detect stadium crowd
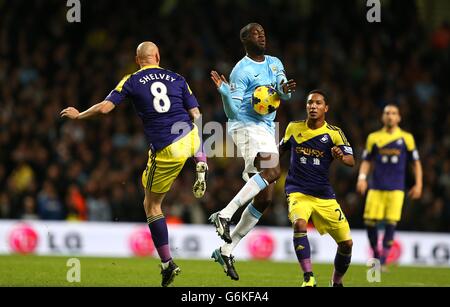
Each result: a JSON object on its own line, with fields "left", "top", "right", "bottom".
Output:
{"left": 1, "top": 0, "right": 449, "bottom": 232}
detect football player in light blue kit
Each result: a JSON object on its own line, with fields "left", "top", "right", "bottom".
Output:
{"left": 210, "top": 23, "right": 296, "bottom": 280}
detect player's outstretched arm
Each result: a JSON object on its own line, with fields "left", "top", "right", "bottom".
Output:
{"left": 408, "top": 160, "right": 423, "bottom": 200}
{"left": 60, "top": 100, "right": 115, "bottom": 120}
{"left": 210, "top": 71, "right": 239, "bottom": 120}
{"left": 356, "top": 160, "right": 371, "bottom": 195}
{"left": 332, "top": 146, "right": 355, "bottom": 167}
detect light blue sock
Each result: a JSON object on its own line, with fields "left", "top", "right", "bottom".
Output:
{"left": 221, "top": 203, "right": 263, "bottom": 256}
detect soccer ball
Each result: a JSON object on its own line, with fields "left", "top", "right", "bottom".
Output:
{"left": 251, "top": 86, "right": 281, "bottom": 115}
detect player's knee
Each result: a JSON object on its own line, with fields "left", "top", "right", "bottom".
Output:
{"left": 262, "top": 165, "right": 281, "bottom": 183}
{"left": 253, "top": 200, "right": 272, "bottom": 213}
{"left": 339, "top": 240, "right": 353, "bottom": 253}
{"left": 386, "top": 220, "right": 397, "bottom": 226}
{"left": 365, "top": 219, "right": 377, "bottom": 227}
{"left": 143, "top": 196, "right": 162, "bottom": 214}
{"left": 293, "top": 219, "right": 308, "bottom": 232}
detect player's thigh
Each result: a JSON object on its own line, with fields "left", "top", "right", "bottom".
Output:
{"left": 142, "top": 135, "right": 195, "bottom": 194}
{"left": 311, "top": 199, "right": 351, "bottom": 240}
{"left": 143, "top": 189, "right": 167, "bottom": 216}
{"left": 327, "top": 222, "right": 352, "bottom": 244}
{"left": 142, "top": 151, "right": 183, "bottom": 194}
{"left": 255, "top": 152, "right": 280, "bottom": 171}
{"left": 232, "top": 125, "right": 278, "bottom": 179}
{"left": 287, "top": 193, "right": 314, "bottom": 225}
{"left": 364, "top": 190, "right": 386, "bottom": 221}
{"left": 170, "top": 125, "right": 201, "bottom": 159}
{"left": 385, "top": 191, "right": 405, "bottom": 222}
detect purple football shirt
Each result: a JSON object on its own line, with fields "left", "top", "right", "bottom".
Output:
{"left": 106, "top": 66, "right": 199, "bottom": 151}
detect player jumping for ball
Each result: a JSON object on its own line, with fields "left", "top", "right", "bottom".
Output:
{"left": 210, "top": 23, "right": 296, "bottom": 280}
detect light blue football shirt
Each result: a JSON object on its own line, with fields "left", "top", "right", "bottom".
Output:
{"left": 228, "top": 55, "right": 289, "bottom": 135}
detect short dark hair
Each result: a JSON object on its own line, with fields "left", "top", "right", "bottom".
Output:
{"left": 240, "top": 23, "right": 262, "bottom": 42}
{"left": 384, "top": 104, "right": 400, "bottom": 114}
{"left": 307, "top": 89, "right": 329, "bottom": 104}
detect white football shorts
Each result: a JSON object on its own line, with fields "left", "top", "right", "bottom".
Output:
{"left": 230, "top": 124, "right": 279, "bottom": 182}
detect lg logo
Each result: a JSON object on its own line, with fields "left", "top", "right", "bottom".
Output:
{"left": 414, "top": 244, "right": 450, "bottom": 265}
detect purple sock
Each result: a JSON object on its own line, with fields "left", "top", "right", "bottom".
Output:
{"left": 381, "top": 223, "right": 396, "bottom": 265}
{"left": 333, "top": 250, "right": 352, "bottom": 284}
{"left": 293, "top": 231, "right": 312, "bottom": 273}
{"left": 366, "top": 224, "right": 380, "bottom": 259}
{"left": 193, "top": 147, "right": 207, "bottom": 164}
{"left": 147, "top": 215, "right": 172, "bottom": 263}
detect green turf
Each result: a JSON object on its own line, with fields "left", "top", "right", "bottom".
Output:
{"left": 0, "top": 255, "right": 449, "bottom": 287}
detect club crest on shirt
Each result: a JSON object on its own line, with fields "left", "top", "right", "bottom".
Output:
{"left": 397, "top": 139, "right": 403, "bottom": 145}
{"left": 320, "top": 135, "right": 329, "bottom": 144}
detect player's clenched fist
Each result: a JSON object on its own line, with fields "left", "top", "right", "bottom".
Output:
{"left": 331, "top": 146, "right": 344, "bottom": 160}
{"left": 60, "top": 107, "right": 80, "bottom": 119}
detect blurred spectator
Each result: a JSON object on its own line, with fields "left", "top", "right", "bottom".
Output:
{"left": 65, "top": 185, "right": 87, "bottom": 221}
{"left": 37, "top": 181, "right": 65, "bottom": 220}
{"left": 20, "top": 196, "right": 39, "bottom": 220}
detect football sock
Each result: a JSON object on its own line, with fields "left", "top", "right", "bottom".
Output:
{"left": 193, "top": 147, "right": 207, "bottom": 164}
{"left": 293, "top": 231, "right": 313, "bottom": 273}
{"left": 147, "top": 215, "right": 172, "bottom": 263}
{"left": 381, "top": 223, "right": 396, "bottom": 265}
{"left": 219, "top": 173, "right": 269, "bottom": 219}
{"left": 366, "top": 223, "right": 380, "bottom": 259}
{"left": 333, "top": 249, "right": 352, "bottom": 284}
{"left": 221, "top": 203, "right": 262, "bottom": 257}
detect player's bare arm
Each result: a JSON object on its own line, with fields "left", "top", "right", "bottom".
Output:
{"left": 332, "top": 146, "right": 355, "bottom": 167}
{"left": 356, "top": 160, "right": 371, "bottom": 195}
{"left": 408, "top": 160, "right": 423, "bottom": 200}
{"left": 60, "top": 100, "right": 115, "bottom": 120}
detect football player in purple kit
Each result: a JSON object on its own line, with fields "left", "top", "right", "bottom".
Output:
{"left": 60, "top": 42, "right": 207, "bottom": 287}
{"left": 280, "top": 90, "right": 355, "bottom": 287}
{"left": 357, "top": 104, "right": 422, "bottom": 271}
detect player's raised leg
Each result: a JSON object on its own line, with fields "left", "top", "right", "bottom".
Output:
{"left": 213, "top": 183, "right": 275, "bottom": 280}
{"left": 209, "top": 152, "right": 280, "bottom": 243}
{"left": 144, "top": 189, "right": 180, "bottom": 287}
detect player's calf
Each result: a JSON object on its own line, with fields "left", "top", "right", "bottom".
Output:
{"left": 331, "top": 240, "right": 353, "bottom": 287}
{"left": 292, "top": 219, "right": 316, "bottom": 287}
{"left": 365, "top": 219, "right": 381, "bottom": 259}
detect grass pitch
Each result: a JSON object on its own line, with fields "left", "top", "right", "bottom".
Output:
{"left": 0, "top": 255, "right": 449, "bottom": 287}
